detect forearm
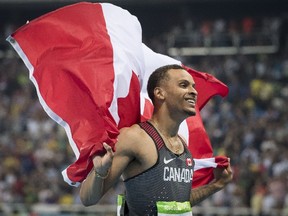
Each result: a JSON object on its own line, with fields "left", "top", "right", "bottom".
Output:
{"left": 190, "top": 159, "right": 233, "bottom": 206}
{"left": 190, "top": 181, "right": 223, "bottom": 206}
{"left": 79, "top": 170, "right": 106, "bottom": 206}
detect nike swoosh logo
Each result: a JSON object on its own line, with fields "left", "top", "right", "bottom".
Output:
{"left": 164, "top": 157, "right": 176, "bottom": 164}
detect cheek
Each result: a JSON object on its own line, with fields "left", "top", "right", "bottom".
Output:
{"left": 167, "top": 94, "right": 183, "bottom": 106}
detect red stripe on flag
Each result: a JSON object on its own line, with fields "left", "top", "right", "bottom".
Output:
{"left": 12, "top": 3, "right": 121, "bottom": 183}
{"left": 184, "top": 67, "right": 228, "bottom": 188}
{"left": 186, "top": 106, "right": 213, "bottom": 159}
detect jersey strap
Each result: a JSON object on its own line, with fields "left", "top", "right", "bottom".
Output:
{"left": 138, "top": 121, "right": 165, "bottom": 150}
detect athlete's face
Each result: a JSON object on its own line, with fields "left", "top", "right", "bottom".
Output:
{"left": 161, "top": 69, "right": 198, "bottom": 117}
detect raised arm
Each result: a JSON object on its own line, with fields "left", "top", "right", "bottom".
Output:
{"left": 79, "top": 143, "right": 114, "bottom": 206}
{"left": 79, "top": 128, "right": 135, "bottom": 206}
{"left": 190, "top": 160, "right": 233, "bottom": 206}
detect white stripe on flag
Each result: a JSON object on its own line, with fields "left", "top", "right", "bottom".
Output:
{"left": 194, "top": 158, "right": 217, "bottom": 171}
{"left": 102, "top": 3, "right": 144, "bottom": 125}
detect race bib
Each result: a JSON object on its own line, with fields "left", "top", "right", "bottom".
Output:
{"left": 117, "top": 194, "right": 126, "bottom": 216}
{"left": 157, "top": 201, "right": 192, "bottom": 216}
{"left": 117, "top": 194, "right": 192, "bottom": 216}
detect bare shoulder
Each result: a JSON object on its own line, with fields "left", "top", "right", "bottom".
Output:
{"left": 116, "top": 123, "right": 157, "bottom": 178}
{"left": 115, "top": 124, "right": 146, "bottom": 153}
{"left": 118, "top": 124, "right": 143, "bottom": 140}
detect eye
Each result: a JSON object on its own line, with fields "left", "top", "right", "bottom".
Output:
{"left": 179, "top": 81, "right": 196, "bottom": 91}
{"left": 179, "top": 81, "right": 189, "bottom": 88}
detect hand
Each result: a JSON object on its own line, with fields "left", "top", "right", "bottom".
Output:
{"left": 213, "top": 158, "right": 233, "bottom": 189}
{"left": 92, "top": 143, "right": 114, "bottom": 176}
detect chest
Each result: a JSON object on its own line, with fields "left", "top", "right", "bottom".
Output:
{"left": 124, "top": 133, "right": 194, "bottom": 180}
{"left": 123, "top": 135, "right": 158, "bottom": 179}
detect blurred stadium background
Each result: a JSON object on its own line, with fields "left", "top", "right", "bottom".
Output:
{"left": 0, "top": 0, "right": 288, "bottom": 215}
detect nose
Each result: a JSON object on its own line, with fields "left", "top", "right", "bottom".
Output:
{"left": 189, "top": 85, "right": 198, "bottom": 96}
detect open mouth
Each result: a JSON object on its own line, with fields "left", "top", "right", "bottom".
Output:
{"left": 185, "top": 98, "right": 196, "bottom": 106}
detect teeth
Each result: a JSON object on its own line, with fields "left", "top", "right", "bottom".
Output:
{"left": 186, "top": 99, "right": 195, "bottom": 104}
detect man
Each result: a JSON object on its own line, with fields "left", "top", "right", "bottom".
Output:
{"left": 80, "top": 64, "right": 233, "bottom": 215}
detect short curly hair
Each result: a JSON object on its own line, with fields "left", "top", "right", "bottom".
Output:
{"left": 147, "top": 64, "right": 184, "bottom": 103}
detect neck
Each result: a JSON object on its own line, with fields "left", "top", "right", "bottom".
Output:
{"left": 151, "top": 102, "right": 188, "bottom": 137}
{"left": 149, "top": 116, "right": 180, "bottom": 138}
{"left": 149, "top": 116, "right": 184, "bottom": 155}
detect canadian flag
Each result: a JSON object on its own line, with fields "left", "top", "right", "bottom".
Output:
{"left": 7, "top": 2, "right": 228, "bottom": 187}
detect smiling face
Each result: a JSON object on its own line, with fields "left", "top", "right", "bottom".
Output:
{"left": 157, "top": 68, "right": 198, "bottom": 117}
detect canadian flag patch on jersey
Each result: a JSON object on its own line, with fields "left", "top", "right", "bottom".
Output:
{"left": 186, "top": 158, "right": 193, "bottom": 167}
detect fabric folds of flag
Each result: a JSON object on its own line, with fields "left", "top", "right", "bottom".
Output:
{"left": 7, "top": 2, "right": 229, "bottom": 187}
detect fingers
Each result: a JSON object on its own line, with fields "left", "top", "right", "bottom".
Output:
{"left": 226, "top": 163, "right": 233, "bottom": 178}
{"left": 92, "top": 143, "right": 114, "bottom": 176}
{"left": 92, "top": 143, "right": 113, "bottom": 165}
{"left": 103, "top": 142, "right": 112, "bottom": 151}
{"left": 103, "top": 142, "right": 114, "bottom": 156}
{"left": 214, "top": 159, "right": 232, "bottom": 178}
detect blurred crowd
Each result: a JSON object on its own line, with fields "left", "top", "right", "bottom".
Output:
{"left": 189, "top": 53, "right": 288, "bottom": 216}
{"left": 147, "top": 15, "right": 282, "bottom": 56}
{"left": 173, "top": 16, "right": 280, "bottom": 48}
{"left": 0, "top": 12, "right": 288, "bottom": 216}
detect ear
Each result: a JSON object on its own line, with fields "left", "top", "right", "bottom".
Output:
{"left": 154, "top": 87, "right": 165, "bottom": 101}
